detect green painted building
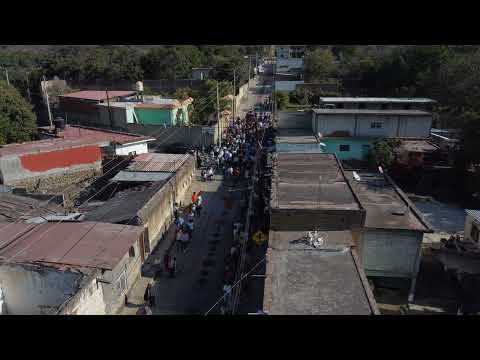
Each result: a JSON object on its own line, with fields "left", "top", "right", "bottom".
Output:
{"left": 134, "top": 98, "right": 192, "bottom": 126}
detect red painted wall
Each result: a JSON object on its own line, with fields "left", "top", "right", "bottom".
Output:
{"left": 20, "top": 145, "right": 101, "bottom": 172}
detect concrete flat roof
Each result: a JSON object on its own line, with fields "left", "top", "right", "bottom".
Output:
{"left": 344, "top": 171, "right": 433, "bottom": 232}
{"left": 271, "top": 153, "right": 362, "bottom": 211}
{"left": 397, "top": 139, "right": 439, "bottom": 153}
{"left": 312, "top": 109, "right": 431, "bottom": 116}
{"left": 319, "top": 97, "right": 436, "bottom": 103}
{"left": 276, "top": 128, "right": 319, "bottom": 144}
{"left": 263, "top": 230, "right": 379, "bottom": 315}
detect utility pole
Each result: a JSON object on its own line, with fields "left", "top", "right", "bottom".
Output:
{"left": 217, "top": 82, "right": 221, "bottom": 147}
{"left": 233, "top": 68, "right": 236, "bottom": 123}
{"left": 106, "top": 89, "right": 113, "bottom": 130}
{"left": 4, "top": 68, "right": 9, "bottom": 85}
{"left": 26, "top": 72, "right": 31, "bottom": 103}
{"left": 43, "top": 75, "right": 53, "bottom": 127}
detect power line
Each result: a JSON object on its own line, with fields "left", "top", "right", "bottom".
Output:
{"left": 204, "top": 256, "right": 266, "bottom": 315}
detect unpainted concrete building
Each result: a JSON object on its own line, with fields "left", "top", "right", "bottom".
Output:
{"left": 344, "top": 171, "right": 434, "bottom": 301}
{"left": 263, "top": 230, "right": 379, "bottom": 315}
{"left": 0, "top": 222, "right": 146, "bottom": 315}
{"left": 270, "top": 153, "right": 366, "bottom": 231}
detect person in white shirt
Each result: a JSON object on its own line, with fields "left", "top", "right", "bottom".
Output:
{"left": 181, "top": 232, "right": 190, "bottom": 252}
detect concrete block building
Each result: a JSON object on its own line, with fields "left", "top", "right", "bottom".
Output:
{"left": 59, "top": 91, "right": 193, "bottom": 130}
{"left": 263, "top": 153, "right": 379, "bottom": 315}
{"left": 0, "top": 222, "right": 146, "bottom": 315}
{"left": 39, "top": 125, "right": 155, "bottom": 156}
{"left": 310, "top": 97, "right": 437, "bottom": 160}
{"left": 0, "top": 139, "right": 102, "bottom": 190}
{"left": 344, "top": 171, "right": 434, "bottom": 301}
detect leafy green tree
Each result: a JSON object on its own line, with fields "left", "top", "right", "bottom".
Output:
{"left": 304, "top": 49, "right": 338, "bottom": 82}
{"left": 0, "top": 80, "right": 37, "bottom": 144}
{"left": 369, "top": 139, "right": 400, "bottom": 169}
{"left": 275, "top": 91, "right": 289, "bottom": 110}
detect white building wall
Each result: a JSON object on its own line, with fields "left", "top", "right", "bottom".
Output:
{"left": 114, "top": 142, "right": 149, "bottom": 156}
{"left": 398, "top": 116, "right": 432, "bottom": 137}
{"left": 59, "top": 273, "right": 107, "bottom": 315}
{"left": 315, "top": 114, "right": 356, "bottom": 136}
{"left": 0, "top": 264, "right": 83, "bottom": 315}
{"left": 356, "top": 115, "right": 397, "bottom": 137}
{"left": 315, "top": 113, "right": 432, "bottom": 138}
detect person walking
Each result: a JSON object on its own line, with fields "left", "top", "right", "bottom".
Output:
{"left": 164, "top": 253, "right": 171, "bottom": 273}
{"left": 191, "top": 192, "right": 198, "bottom": 205}
{"left": 176, "top": 230, "right": 183, "bottom": 252}
{"left": 181, "top": 231, "right": 190, "bottom": 252}
{"left": 144, "top": 283, "right": 152, "bottom": 306}
{"left": 168, "top": 257, "right": 177, "bottom": 278}
{"left": 196, "top": 192, "right": 203, "bottom": 216}
{"left": 186, "top": 218, "right": 194, "bottom": 237}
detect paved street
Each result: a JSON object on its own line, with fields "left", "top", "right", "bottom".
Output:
{"left": 119, "top": 78, "right": 270, "bottom": 315}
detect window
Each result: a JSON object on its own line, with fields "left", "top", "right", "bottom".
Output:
{"left": 371, "top": 121, "right": 383, "bottom": 129}
{"left": 381, "top": 103, "right": 390, "bottom": 110}
{"left": 339, "top": 144, "right": 350, "bottom": 152}
{"left": 404, "top": 104, "right": 411, "bottom": 110}
{"left": 471, "top": 224, "right": 479, "bottom": 242}
{"left": 359, "top": 103, "right": 366, "bottom": 109}
{"left": 336, "top": 103, "right": 344, "bottom": 109}
{"left": 129, "top": 246, "right": 135, "bottom": 258}
{"left": 115, "top": 270, "right": 127, "bottom": 296}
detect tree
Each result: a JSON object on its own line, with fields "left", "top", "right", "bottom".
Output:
{"left": 0, "top": 80, "right": 37, "bottom": 144}
{"left": 304, "top": 49, "right": 338, "bottom": 82}
{"left": 369, "top": 139, "right": 399, "bottom": 169}
{"left": 275, "top": 91, "right": 289, "bottom": 110}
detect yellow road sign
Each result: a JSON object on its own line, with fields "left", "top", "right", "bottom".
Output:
{"left": 252, "top": 230, "right": 267, "bottom": 246}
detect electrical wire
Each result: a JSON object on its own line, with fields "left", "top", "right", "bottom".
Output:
{"left": 204, "top": 256, "right": 266, "bottom": 315}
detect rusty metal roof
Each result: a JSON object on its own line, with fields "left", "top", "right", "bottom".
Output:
{"left": 129, "top": 153, "right": 191, "bottom": 173}
{"left": 60, "top": 90, "right": 136, "bottom": 101}
{"left": 0, "top": 222, "right": 144, "bottom": 270}
{"left": 0, "top": 138, "right": 101, "bottom": 157}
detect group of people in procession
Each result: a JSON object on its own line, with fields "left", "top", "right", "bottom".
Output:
{"left": 144, "top": 100, "right": 273, "bottom": 315}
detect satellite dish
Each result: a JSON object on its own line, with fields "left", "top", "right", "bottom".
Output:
{"left": 319, "top": 142, "right": 327, "bottom": 147}
{"left": 378, "top": 166, "right": 384, "bottom": 174}
{"left": 353, "top": 171, "right": 361, "bottom": 181}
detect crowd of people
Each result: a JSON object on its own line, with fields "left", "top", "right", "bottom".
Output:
{"left": 148, "top": 103, "right": 273, "bottom": 315}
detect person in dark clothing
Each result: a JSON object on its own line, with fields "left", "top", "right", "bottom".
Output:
{"left": 169, "top": 257, "right": 177, "bottom": 278}
{"left": 144, "top": 283, "right": 152, "bottom": 306}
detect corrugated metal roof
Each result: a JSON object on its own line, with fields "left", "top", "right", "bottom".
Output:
{"left": 312, "top": 109, "right": 431, "bottom": 116}
{"left": 466, "top": 209, "right": 480, "bottom": 223}
{"left": 319, "top": 97, "right": 437, "bottom": 103}
{"left": 0, "top": 222, "right": 143, "bottom": 270}
{"left": 60, "top": 90, "right": 136, "bottom": 101}
{"left": 129, "top": 153, "right": 191, "bottom": 173}
{"left": 0, "top": 138, "right": 101, "bottom": 157}
{"left": 111, "top": 171, "right": 173, "bottom": 182}
{"left": 60, "top": 125, "right": 154, "bottom": 145}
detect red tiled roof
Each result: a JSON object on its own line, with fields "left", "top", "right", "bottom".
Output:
{"left": 60, "top": 90, "right": 136, "bottom": 101}
{"left": 61, "top": 125, "right": 155, "bottom": 145}
{"left": 0, "top": 222, "right": 144, "bottom": 270}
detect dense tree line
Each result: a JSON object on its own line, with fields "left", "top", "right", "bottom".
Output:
{"left": 305, "top": 45, "right": 480, "bottom": 204}
{"left": 0, "top": 45, "right": 264, "bottom": 139}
